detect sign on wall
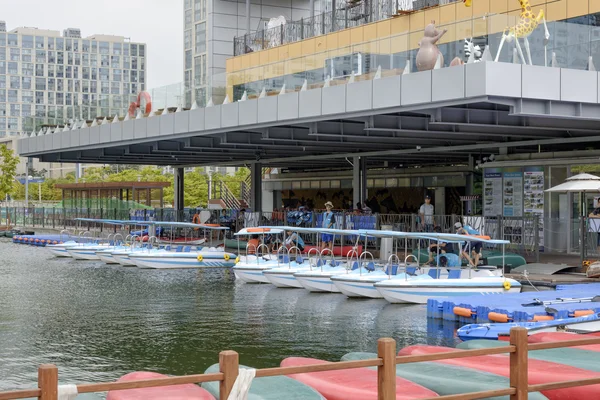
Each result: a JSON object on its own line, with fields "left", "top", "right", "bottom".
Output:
{"left": 503, "top": 170, "right": 523, "bottom": 217}
{"left": 483, "top": 169, "right": 502, "bottom": 217}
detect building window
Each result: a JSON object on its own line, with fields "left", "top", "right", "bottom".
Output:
{"left": 9, "top": 76, "right": 19, "bottom": 89}
{"left": 185, "top": 10, "right": 192, "bottom": 30}
{"left": 0, "top": 61, "right": 5, "bottom": 74}
{"left": 68, "top": 52, "right": 74, "bottom": 65}
{"left": 139, "top": 45, "right": 145, "bottom": 57}
{"left": 7, "top": 34, "right": 18, "bottom": 46}
{"left": 0, "top": 90, "right": 5, "bottom": 102}
{"left": 57, "top": 51, "right": 64, "bottom": 64}
{"left": 22, "top": 104, "right": 31, "bottom": 117}
{"left": 185, "top": 50, "right": 192, "bottom": 70}
{"left": 22, "top": 76, "right": 31, "bottom": 89}
{"left": 8, "top": 62, "right": 17, "bottom": 74}
{"left": 0, "top": 34, "right": 5, "bottom": 46}
{"left": 22, "top": 35, "right": 34, "bottom": 49}
{"left": 100, "top": 67, "right": 110, "bottom": 81}
{"left": 0, "top": 49, "right": 5, "bottom": 61}
{"left": 36, "top": 50, "right": 46, "bottom": 63}
{"left": 7, "top": 118, "right": 18, "bottom": 130}
{"left": 99, "top": 42, "right": 109, "bottom": 54}
{"left": 130, "top": 44, "right": 137, "bottom": 57}
{"left": 132, "top": 57, "right": 138, "bottom": 69}
{"left": 36, "top": 91, "right": 44, "bottom": 104}
{"left": 185, "top": 30, "right": 192, "bottom": 50}
{"left": 66, "top": 66, "right": 72, "bottom": 79}
{"left": 82, "top": 40, "right": 90, "bottom": 52}
{"left": 56, "top": 38, "right": 64, "bottom": 50}
{"left": 10, "top": 104, "right": 19, "bottom": 116}
{"left": 22, "top": 63, "right": 34, "bottom": 76}
{"left": 113, "top": 69, "right": 122, "bottom": 81}
{"left": 36, "top": 78, "right": 46, "bottom": 91}
{"left": 48, "top": 51, "right": 55, "bottom": 63}
{"left": 10, "top": 47, "right": 19, "bottom": 61}
{"left": 47, "top": 78, "right": 55, "bottom": 91}
{"left": 194, "top": 0, "right": 206, "bottom": 21}
{"left": 195, "top": 22, "right": 206, "bottom": 53}
{"left": 8, "top": 90, "right": 19, "bottom": 102}
{"left": 111, "top": 55, "right": 120, "bottom": 68}
{"left": 194, "top": 54, "right": 206, "bottom": 86}
{"left": 56, "top": 65, "right": 64, "bottom": 78}
{"left": 113, "top": 42, "right": 122, "bottom": 55}
{"left": 73, "top": 40, "right": 79, "bottom": 52}
{"left": 35, "top": 64, "right": 44, "bottom": 76}
{"left": 0, "top": 75, "right": 5, "bottom": 88}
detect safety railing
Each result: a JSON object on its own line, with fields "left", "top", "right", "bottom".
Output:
{"left": 3, "top": 328, "right": 600, "bottom": 400}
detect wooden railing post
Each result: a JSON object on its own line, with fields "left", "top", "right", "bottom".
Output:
{"left": 510, "top": 327, "right": 529, "bottom": 400}
{"left": 377, "top": 338, "right": 396, "bottom": 400}
{"left": 38, "top": 364, "right": 58, "bottom": 400}
{"left": 219, "top": 350, "right": 239, "bottom": 400}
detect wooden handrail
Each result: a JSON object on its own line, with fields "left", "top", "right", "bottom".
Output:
{"left": 395, "top": 345, "right": 515, "bottom": 364}
{"left": 5, "top": 330, "right": 600, "bottom": 400}
{"left": 528, "top": 336, "right": 600, "bottom": 350}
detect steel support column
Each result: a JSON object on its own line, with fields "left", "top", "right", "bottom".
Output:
{"left": 246, "top": 0, "right": 251, "bottom": 36}
{"left": 174, "top": 167, "right": 185, "bottom": 220}
{"left": 352, "top": 156, "right": 367, "bottom": 209}
{"left": 250, "top": 163, "right": 262, "bottom": 213}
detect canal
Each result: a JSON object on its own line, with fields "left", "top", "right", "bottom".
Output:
{"left": 0, "top": 239, "right": 456, "bottom": 391}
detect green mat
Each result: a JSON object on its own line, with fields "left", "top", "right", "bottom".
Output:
{"left": 412, "top": 248, "right": 526, "bottom": 269}
{"left": 342, "top": 352, "right": 547, "bottom": 400}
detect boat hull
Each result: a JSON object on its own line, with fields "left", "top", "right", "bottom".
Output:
{"left": 67, "top": 248, "right": 104, "bottom": 260}
{"left": 97, "top": 251, "right": 119, "bottom": 264}
{"left": 47, "top": 246, "right": 72, "bottom": 257}
{"left": 331, "top": 276, "right": 387, "bottom": 298}
{"left": 233, "top": 266, "right": 273, "bottom": 283}
{"left": 263, "top": 267, "right": 310, "bottom": 288}
{"left": 112, "top": 253, "right": 136, "bottom": 267}
{"left": 375, "top": 278, "right": 521, "bottom": 304}
{"left": 130, "top": 253, "right": 237, "bottom": 269}
{"left": 294, "top": 272, "right": 344, "bottom": 293}
{"left": 107, "top": 371, "right": 214, "bottom": 400}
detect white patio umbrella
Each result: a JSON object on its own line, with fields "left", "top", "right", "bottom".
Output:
{"left": 545, "top": 173, "right": 600, "bottom": 194}
{"left": 546, "top": 173, "right": 600, "bottom": 262}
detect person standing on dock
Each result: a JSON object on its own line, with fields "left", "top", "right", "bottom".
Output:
{"left": 321, "top": 202, "right": 336, "bottom": 253}
{"left": 419, "top": 195, "right": 435, "bottom": 232}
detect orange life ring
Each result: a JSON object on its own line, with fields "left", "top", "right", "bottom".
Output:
{"left": 128, "top": 91, "right": 152, "bottom": 117}
{"left": 192, "top": 213, "right": 201, "bottom": 230}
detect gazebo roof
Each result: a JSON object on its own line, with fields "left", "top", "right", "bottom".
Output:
{"left": 55, "top": 181, "right": 171, "bottom": 190}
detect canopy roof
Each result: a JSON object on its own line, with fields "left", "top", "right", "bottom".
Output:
{"left": 546, "top": 173, "right": 600, "bottom": 193}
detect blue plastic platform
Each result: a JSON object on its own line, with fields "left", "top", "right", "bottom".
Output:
{"left": 12, "top": 234, "right": 74, "bottom": 246}
{"left": 427, "top": 283, "right": 600, "bottom": 323}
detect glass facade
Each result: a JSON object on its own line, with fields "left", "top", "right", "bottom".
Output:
{"left": 184, "top": 0, "right": 207, "bottom": 108}
{"left": 0, "top": 28, "right": 146, "bottom": 137}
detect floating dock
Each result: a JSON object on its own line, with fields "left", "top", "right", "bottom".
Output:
{"left": 12, "top": 234, "right": 71, "bottom": 246}
{"left": 427, "top": 283, "right": 600, "bottom": 323}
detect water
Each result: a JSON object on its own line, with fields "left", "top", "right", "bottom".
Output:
{"left": 0, "top": 239, "right": 457, "bottom": 392}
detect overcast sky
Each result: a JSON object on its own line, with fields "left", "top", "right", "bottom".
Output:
{"left": 0, "top": 0, "right": 183, "bottom": 89}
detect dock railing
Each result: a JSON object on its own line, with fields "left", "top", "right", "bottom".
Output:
{"left": 2, "top": 328, "right": 600, "bottom": 400}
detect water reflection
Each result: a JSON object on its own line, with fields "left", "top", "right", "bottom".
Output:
{"left": 0, "top": 240, "right": 454, "bottom": 391}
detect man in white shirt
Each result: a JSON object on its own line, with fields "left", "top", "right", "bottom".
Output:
{"left": 419, "top": 195, "right": 435, "bottom": 232}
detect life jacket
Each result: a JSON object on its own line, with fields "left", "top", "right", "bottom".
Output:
{"left": 322, "top": 212, "right": 334, "bottom": 229}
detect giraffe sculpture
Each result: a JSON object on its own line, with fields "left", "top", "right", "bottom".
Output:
{"left": 464, "top": 0, "right": 550, "bottom": 66}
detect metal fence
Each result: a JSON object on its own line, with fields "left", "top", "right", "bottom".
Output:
{"left": 233, "top": 0, "right": 461, "bottom": 56}
{"left": 1, "top": 206, "right": 543, "bottom": 257}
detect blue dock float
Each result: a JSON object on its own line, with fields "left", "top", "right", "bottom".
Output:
{"left": 427, "top": 283, "right": 600, "bottom": 323}
{"left": 12, "top": 234, "right": 72, "bottom": 246}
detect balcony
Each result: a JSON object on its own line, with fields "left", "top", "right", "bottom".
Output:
{"left": 233, "top": 0, "right": 461, "bottom": 56}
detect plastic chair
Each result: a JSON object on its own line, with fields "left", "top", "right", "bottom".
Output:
{"left": 428, "top": 269, "right": 441, "bottom": 279}
{"left": 448, "top": 269, "right": 462, "bottom": 279}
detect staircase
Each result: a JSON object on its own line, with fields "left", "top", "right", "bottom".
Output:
{"left": 208, "top": 168, "right": 274, "bottom": 210}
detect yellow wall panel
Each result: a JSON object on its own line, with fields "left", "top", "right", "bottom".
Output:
{"left": 301, "top": 38, "right": 315, "bottom": 55}
{"left": 487, "top": 13, "right": 510, "bottom": 36}
{"left": 490, "top": 0, "right": 508, "bottom": 14}
{"left": 259, "top": 50, "right": 269, "bottom": 66}
{"left": 439, "top": 3, "right": 456, "bottom": 24}
{"left": 350, "top": 26, "right": 364, "bottom": 44}
{"left": 268, "top": 48, "right": 279, "bottom": 63}
{"left": 546, "top": 0, "right": 567, "bottom": 21}
{"left": 288, "top": 58, "right": 304, "bottom": 75}
{"left": 241, "top": 54, "right": 250, "bottom": 69}
{"left": 278, "top": 45, "right": 289, "bottom": 61}
{"left": 249, "top": 53, "right": 260, "bottom": 68}
{"left": 530, "top": 0, "right": 546, "bottom": 7}
{"left": 288, "top": 42, "right": 302, "bottom": 58}
{"left": 377, "top": 20, "right": 391, "bottom": 38}
{"left": 390, "top": 34, "right": 409, "bottom": 54}
{"left": 592, "top": 0, "right": 600, "bottom": 13}
{"left": 409, "top": 32, "right": 422, "bottom": 50}
{"left": 233, "top": 56, "right": 242, "bottom": 72}
{"left": 226, "top": 58, "right": 234, "bottom": 72}
{"left": 378, "top": 37, "right": 391, "bottom": 55}
{"left": 567, "top": 0, "right": 588, "bottom": 18}
{"left": 338, "top": 29, "right": 351, "bottom": 47}
{"left": 409, "top": 11, "right": 425, "bottom": 31}
{"left": 438, "top": 25, "right": 456, "bottom": 44}
{"left": 390, "top": 15, "right": 410, "bottom": 34}
{"left": 424, "top": 7, "right": 440, "bottom": 26}
{"left": 315, "top": 36, "right": 326, "bottom": 53}
{"left": 456, "top": 2, "right": 473, "bottom": 21}
{"left": 455, "top": 21, "right": 473, "bottom": 41}
{"left": 363, "top": 23, "right": 377, "bottom": 41}
{"left": 313, "top": 52, "right": 328, "bottom": 70}
{"left": 472, "top": 0, "right": 490, "bottom": 17}
{"left": 472, "top": 17, "right": 488, "bottom": 37}
{"left": 325, "top": 33, "right": 339, "bottom": 50}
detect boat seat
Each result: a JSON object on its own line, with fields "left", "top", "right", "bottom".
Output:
{"left": 296, "top": 256, "right": 304, "bottom": 264}
{"left": 448, "top": 269, "right": 462, "bottom": 279}
{"left": 183, "top": 246, "right": 192, "bottom": 252}
{"left": 164, "top": 245, "right": 171, "bottom": 251}
{"left": 428, "top": 269, "right": 441, "bottom": 279}
{"left": 331, "top": 260, "right": 341, "bottom": 267}
{"left": 406, "top": 267, "right": 417, "bottom": 275}
{"left": 175, "top": 245, "right": 184, "bottom": 252}
{"left": 280, "top": 255, "right": 290, "bottom": 263}
{"left": 316, "top": 259, "right": 324, "bottom": 267}
{"left": 385, "top": 265, "right": 399, "bottom": 275}
{"left": 366, "top": 262, "right": 376, "bottom": 272}
{"left": 351, "top": 261, "right": 360, "bottom": 270}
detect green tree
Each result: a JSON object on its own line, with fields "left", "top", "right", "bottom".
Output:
{"left": 0, "top": 144, "right": 19, "bottom": 200}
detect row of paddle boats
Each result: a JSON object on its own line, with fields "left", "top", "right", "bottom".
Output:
{"left": 46, "top": 219, "right": 237, "bottom": 269}
{"left": 233, "top": 226, "right": 522, "bottom": 304}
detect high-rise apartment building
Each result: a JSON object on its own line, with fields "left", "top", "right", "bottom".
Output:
{"left": 0, "top": 22, "right": 147, "bottom": 138}
{"left": 183, "top": 0, "right": 314, "bottom": 107}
